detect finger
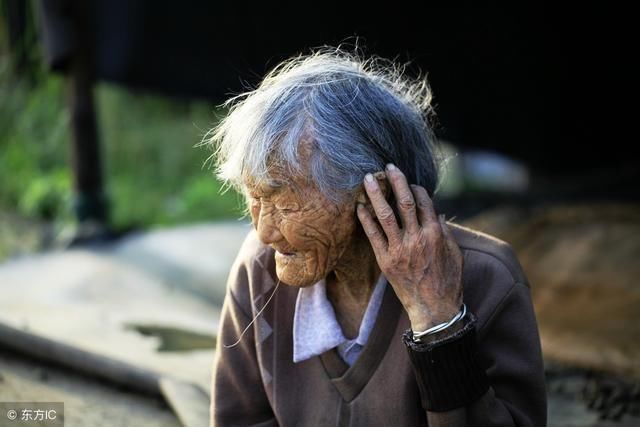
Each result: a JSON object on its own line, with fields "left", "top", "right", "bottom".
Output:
{"left": 385, "top": 164, "right": 420, "bottom": 234}
{"left": 410, "top": 184, "right": 438, "bottom": 227}
{"left": 363, "top": 173, "right": 401, "bottom": 244}
{"left": 356, "top": 203, "right": 388, "bottom": 255}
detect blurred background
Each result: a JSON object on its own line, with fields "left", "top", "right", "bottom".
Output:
{"left": 0, "top": 1, "right": 638, "bottom": 426}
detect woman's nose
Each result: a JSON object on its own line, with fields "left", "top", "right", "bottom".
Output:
{"left": 256, "top": 211, "right": 283, "bottom": 245}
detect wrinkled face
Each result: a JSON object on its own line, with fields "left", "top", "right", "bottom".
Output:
{"left": 245, "top": 172, "right": 359, "bottom": 287}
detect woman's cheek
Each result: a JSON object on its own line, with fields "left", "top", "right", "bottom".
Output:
{"left": 287, "top": 216, "right": 324, "bottom": 249}
{"left": 249, "top": 200, "right": 260, "bottom": 227}
{"left": 279, "top": 217, "right": 304, "bottom": 247}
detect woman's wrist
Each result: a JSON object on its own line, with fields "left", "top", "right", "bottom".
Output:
{"left": 408, "top": 304, "right": 463, "bottom": 333}
{"left": 414, "top": 317, "right": 465, "bottom": 343}
{"left": 409, "top": 304, "right": 466, "bottom": 343}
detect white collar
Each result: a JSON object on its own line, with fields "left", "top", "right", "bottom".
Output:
{"left": 292, "top": 273, "right": 386, "bottom": 364}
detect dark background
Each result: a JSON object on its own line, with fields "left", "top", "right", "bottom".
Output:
{"left": 36, "top": 1, "right": 624, "bottom": 180}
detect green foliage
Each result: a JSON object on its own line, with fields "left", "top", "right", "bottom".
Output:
{"left": 0, "top": 54, "right": 242, "bottom": 236}
{"left": 19, "top": 169, "right": 72, "bottom": 219}
{"left": 0, "top": 64, "right": 71, "bottom": 221}
{"left": 95, "top": 83, "right": 242, "bottom": 227}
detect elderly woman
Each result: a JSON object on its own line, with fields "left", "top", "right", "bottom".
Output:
{"left": 208, "top": 49, "right": 546, "bottom": 426}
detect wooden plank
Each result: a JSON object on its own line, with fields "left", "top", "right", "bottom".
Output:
{"left": 0, "top": 321, "right": 162, "bottom": 396}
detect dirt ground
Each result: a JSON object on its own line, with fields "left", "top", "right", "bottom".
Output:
{"left": 545, "top": 361, "right": 640, "bottom": 426}
{"left": 2, "top": 346, "right": 639, "bottom": 427}
{"left": 465, "top": 204, "right": 640, "bottom": 378}
{"left": 0, "top": 349, "right": 180, "bottom": 427}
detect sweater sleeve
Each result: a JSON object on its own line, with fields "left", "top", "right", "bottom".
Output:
{"left": 210, "top": 259, "right": 278, "bottom": 427}
{"left": 406, "top": 282, "right": 547, "bottom": 427}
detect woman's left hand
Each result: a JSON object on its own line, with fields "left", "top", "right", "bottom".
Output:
{"left": 356, "top": 164, "right": 464, "bottom": 331}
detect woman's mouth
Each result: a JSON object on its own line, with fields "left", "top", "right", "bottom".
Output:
{"left": 275, "top": 250, "right": 299, "bottom": 262}
{"left": 272, "top": 245, "right": 297, "bottom": 257}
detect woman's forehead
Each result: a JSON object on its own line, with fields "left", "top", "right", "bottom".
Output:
{"left": 245, "top": 178, "right": 284, "bottom": 193}
{"left": 244, "top": 164, "right": 311, "bottom": 191}
{"left": 243, "top": 171, "right": 301, "bottom": 194}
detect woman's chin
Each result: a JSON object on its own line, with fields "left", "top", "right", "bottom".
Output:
{"left": 275, "top": 264, "right": 322, "bottom": 288}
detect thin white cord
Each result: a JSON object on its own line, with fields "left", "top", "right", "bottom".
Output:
{"left": 223, "top": 279, "right": 281, "bottom": 348}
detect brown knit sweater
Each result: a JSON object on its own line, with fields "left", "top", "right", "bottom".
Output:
{"left": 210, "top": 223, "right": 547, "bottom": 426}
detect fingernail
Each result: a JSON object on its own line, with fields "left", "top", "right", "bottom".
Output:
{"left": 386, "top": 163, "right": 396, "bottom": 171}
{"left": 365, "top": 173, "right": 374, "bottom": 183}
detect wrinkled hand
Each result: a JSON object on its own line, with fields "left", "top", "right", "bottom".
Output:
{"left": 356, "top": 164, "right": 464, "bottom": 331}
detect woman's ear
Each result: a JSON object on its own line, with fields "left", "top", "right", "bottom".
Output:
{"left": 355, "top": 171, "right": 390, "bottom": 217}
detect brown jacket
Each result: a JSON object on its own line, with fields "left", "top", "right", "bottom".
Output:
{"left": 210, "top": 223, "right": 547, "bottom": 426}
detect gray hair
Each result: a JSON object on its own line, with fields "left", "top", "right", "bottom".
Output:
{"left": 206, "top": 47, "right": 441, "bottom": 204}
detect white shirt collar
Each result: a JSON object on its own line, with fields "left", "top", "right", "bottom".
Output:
{"left": 293, "top": 273, "right": 387, "bottom": 364}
